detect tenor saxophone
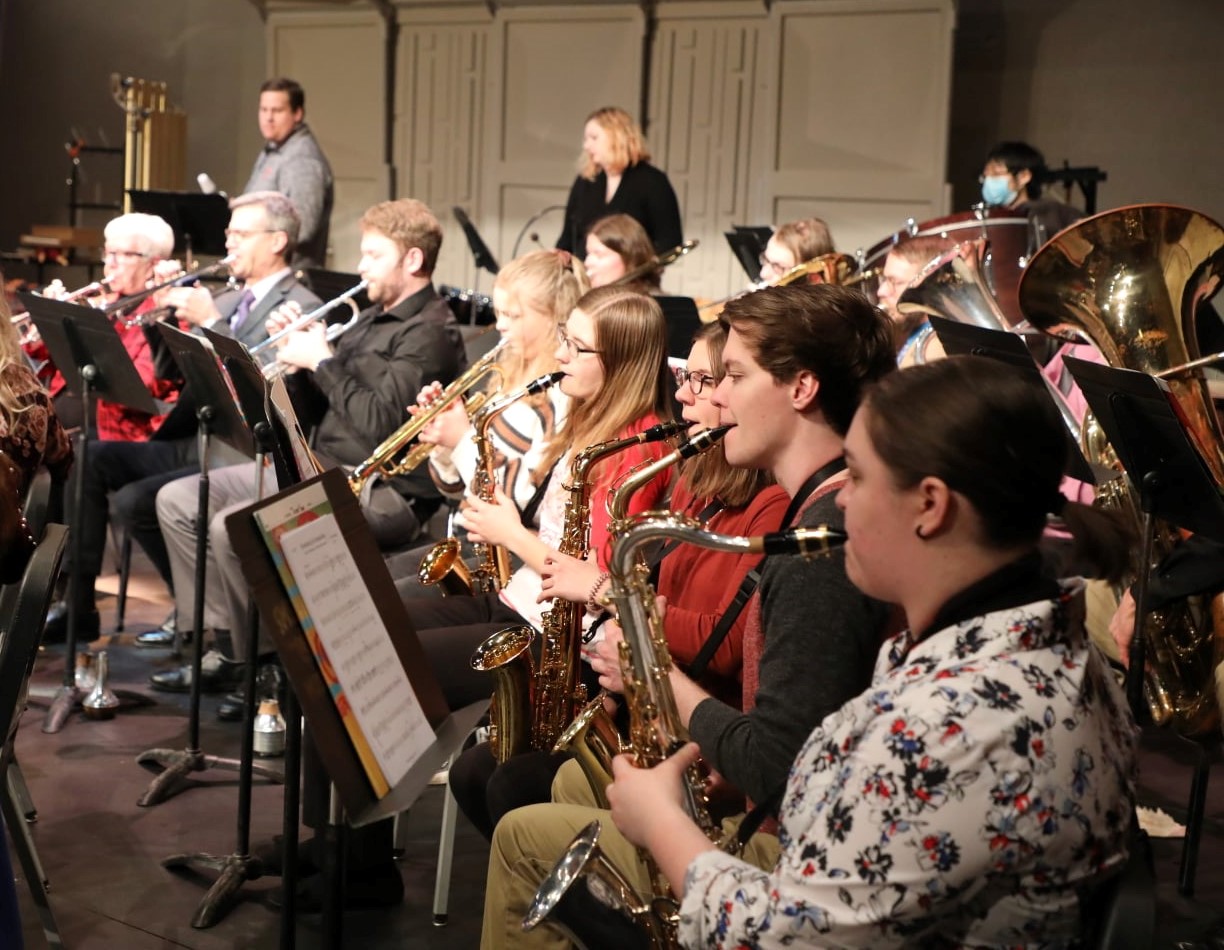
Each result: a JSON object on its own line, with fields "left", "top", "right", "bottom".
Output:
{"left": 418, "top": 371, "right": 565, "bottom": 595}
{"left": 525, "top": 515, "right": 846, "bottom": 948}
{"left": 471, "top": 420, "right": 687, "bottom": 763}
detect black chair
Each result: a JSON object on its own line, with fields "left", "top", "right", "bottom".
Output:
{"left": 0, "top": 522, "right": 69, "bottom": 945}
{"left": 1082, "top": 825, "right": 1156, "bottom": 950}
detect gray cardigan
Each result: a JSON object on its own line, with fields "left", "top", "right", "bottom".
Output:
{"left": 688, "top": 489, "right": 890, "bottom": 805}
{"left": 244, "top": 123, "right": 334, "bottom": 270}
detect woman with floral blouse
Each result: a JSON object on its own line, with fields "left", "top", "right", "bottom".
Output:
{"left": 605, "top": 355, "right": 1139, "bottom": 948}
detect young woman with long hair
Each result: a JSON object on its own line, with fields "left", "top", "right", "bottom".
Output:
{"left": 581, "top": 213, "right": 660, "bottom": 294}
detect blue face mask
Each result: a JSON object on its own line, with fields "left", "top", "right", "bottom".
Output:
{"left": 981, "top": 175, "right": 1017, "bottom": 207}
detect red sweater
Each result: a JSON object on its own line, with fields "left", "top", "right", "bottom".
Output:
{"left": 588, "top": 413, "right": 674, "bottom": 573}
{"left": 659, "top": 481, "right": 789, "bottom": 706}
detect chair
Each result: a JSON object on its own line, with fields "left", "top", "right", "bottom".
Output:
{"left": 0, "top": 523, "right": 70, "bottom": 946}
{"left": 1083, "top": 825, "right": 1156, "bottom": 950}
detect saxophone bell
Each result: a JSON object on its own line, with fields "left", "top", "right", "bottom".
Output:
{"left": 471, "top": 625, "right": 537, "bottom": 763}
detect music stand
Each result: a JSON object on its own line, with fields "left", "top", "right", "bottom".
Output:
{"left": 453, "top": 206, "right": 500, "bottom": 276}
{"left": 1063, "top": 357, "right": 1224, "bottom": 717}
{"left": 129, "top": 189, "right": 229, "bottom": 260}
{"left": 226, "top": 468, "right": 488, "bottom": 945}
{"left": 18, "top": 292, "right": 159, "bottom": 734}
{"left": 724, "top": 227, "right": 771, "bottom": 280}
{"left": 927, "top": 316, "right": 1098, "bottom": 485}
{"left": 656, "top": 296, "right": 704, "bottom": 362}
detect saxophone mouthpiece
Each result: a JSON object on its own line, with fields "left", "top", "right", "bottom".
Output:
{"left": 761, "top": 524, "right": 847, "bottom": 558}
{"left": 677, "top": 424, "right": 732, "bottom": 458}
{"left": 642, "top": 420, "right": 689, "bottom": 442}
{"left": 528, "top": 370, "right": 566, "bottom": 394}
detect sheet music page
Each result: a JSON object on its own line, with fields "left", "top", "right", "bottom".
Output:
{"left": 268, "top": 375, "right": 321, "bottom": 477}
{"left": 277, "top": 511, "right": 431, "bottom": 788}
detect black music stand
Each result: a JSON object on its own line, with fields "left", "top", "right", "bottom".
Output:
{"left": 927, "top": 316, "right": 1098, "bottom": 484}
{"left": 129, "top": 189, "right": 229, "bottom": 259}
{"left": 1063, "top": 358, "right": 1224, "bottom": 706}
{"left": 656, "top": 296, "right": 703, "bottom": 361}
{"left": 226, "top": 468, "right": 487, "bottom": 947}
{"left": 135, "top": 324, "right": 280, "bottom": 807}
{"left": 724, "top": 226, "right": 771, "bottom": 280}
{"left": 18, "top": 292, "right": 160, "bottom": 734}
{"left": 453, "top": 206, "right": 500, "bottom": 277}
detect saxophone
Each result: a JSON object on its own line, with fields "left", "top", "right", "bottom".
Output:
{"left": 471, "top": 420, "right": 687, "bottom": 763}
{"left": 524, "top": 515, "right": 847, "bottom": 949}
{"left": 418, "top": 371, "right": 565, "bottom": 595}
{"left": 557, "top": 425, "right": 731, "bottom": 806}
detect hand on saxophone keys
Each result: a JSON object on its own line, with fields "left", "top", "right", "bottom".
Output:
{"left": 606, "top": 741, "right": 704, "bottom": 852}
{"left": 538, "top": 550, "right": 603, "bottom": 605}
{"left": 462, "top": 484, "right": 522, "bottom": 548}
{"left": 590, "top": 621, "right": 626, "bottom": 693}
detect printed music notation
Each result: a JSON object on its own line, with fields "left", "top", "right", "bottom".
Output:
{"left": 253, "top": 483, "right": 431, "bottom": 797}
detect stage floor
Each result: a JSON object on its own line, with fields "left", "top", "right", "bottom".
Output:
{"left": 9, "top": 564, "right": 1224, "bottom": 948}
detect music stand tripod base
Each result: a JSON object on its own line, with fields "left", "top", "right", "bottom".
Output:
{"left": 136, "top": 747, "right": 283, "bottom": 807}
{"left": 160, "top": 850, "right": 266, "bottom": 929}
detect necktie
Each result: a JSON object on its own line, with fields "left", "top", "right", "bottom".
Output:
{"left": 229, "top": 289, "right": 256, "bottom": 333}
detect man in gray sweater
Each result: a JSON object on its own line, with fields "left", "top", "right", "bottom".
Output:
{"left": 480, "top": 284, "right": 899, "bottom": 949}
{"left": 244, "top": 77, "right": 334, "bottom": 270}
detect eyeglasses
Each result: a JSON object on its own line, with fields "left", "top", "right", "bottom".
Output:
{"left": 224, "top": 228, "right": 282, "bottom": 240}
{"left": 758, "top": 254, "right": 790, "bottom": 275}
{"left": 558, "top": 329, "right": 601, "bottom": 357}
{"left": 673, "top": 366, "right": 718, "bottom": 395}
{"left": 103, "top": 249, "right": 148, "bottom": 261}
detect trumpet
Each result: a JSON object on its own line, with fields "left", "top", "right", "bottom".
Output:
{"left": 103, "top": 255, "right": 236, "bottom": 316}
{"left": 250, "top": 279, "right": 368, "bottom": 357}
{"left": 697, "top": 251, "right": 858, "bottom": 322}
{"left": 613, "top": 240, "right": 699, "bottom": 287}
{"left": 11, "top": 278, "right": 114, "bottom": 339}
{"left": 348, "top": 339, "right": 506, "bottom": 496}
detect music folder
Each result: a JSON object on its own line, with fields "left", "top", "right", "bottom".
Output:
{"left": 128, "top": 189, "right": 229, "bottom": 258}
{"left": 226, "top": 467, "right": 486, "bottom": 826}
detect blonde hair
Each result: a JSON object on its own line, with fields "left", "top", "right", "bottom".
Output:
{"left": 579, "top": 107, "right": 651, "bottom": 181}
{"left": 494, "top": 249, "right": 590, "bottom": 389}
{"left": 679, "top": 322, "right": 773, "bottom": 507}
{"left": 538, "top": 287, "right": 673, "bottom": 477}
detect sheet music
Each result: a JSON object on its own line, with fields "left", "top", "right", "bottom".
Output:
{"left": 277, "top": 510, "right": 432, "bottom": 789}
{"left": 268, "top": 374, "right": 322, "bottom": 477}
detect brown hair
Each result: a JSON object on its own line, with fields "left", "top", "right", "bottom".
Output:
{"left": 721, "top": 283, "right": 895, "bottom": 436}
{"left": 679, "top": 322, "right": 773, "bottom": 507}
{"left": 863, "top": 356, "right": 1133, "bottom": 581}
{"left": 579, "top": 107, "right": 651, "bottom": 180}
{"left": 588, "top": 214, "right": 659, "bottom": 292}
{"left": 359, "top": 199, "right": 443, "bottom": 276}
{"left": 0, "top": 294, "right": 37, "bottom": 422}
{"left": 890, "top": 235, "right": 958, "bottom": 269}
{"left": 260, "top": 77, "right": 305, "bottom": 113}
{"left": 773, "top": 217, "right": 835, "bottom": 263}
{"left": 538, "top": 286, "right": 673, "bottom": 476}
{"left": 494, "top": 249, "right": 590, "bottom": 388}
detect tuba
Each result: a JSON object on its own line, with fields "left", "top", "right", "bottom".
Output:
{"left": 1020, "top": 203, "right": 1224, "bottom": 736}
{"left": 418, "top": 370, "right": 566, "bottom": 595}
{"left": 347, "top": 340, "right": 505, "bottom": 497}
{"left": 526, "top": 517, "right": 846, "bottom": 948}
{"left": 472, "top": 421, "right": 688, "bottom": 763}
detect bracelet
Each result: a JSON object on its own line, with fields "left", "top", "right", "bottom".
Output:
{"left": 586, "top": 571, "right": 610, "bottom": 615}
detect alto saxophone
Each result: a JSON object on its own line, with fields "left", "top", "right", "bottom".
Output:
{"left": 557, "top": 425, "right": 731, "bottom": 806}
{"left": 418, "top": 371, "right": 565, "bottom": 595}
{"left": 524, "top": 515, "right": 846, "bottom": 949}
{"left": 471, "top": 420, "right": 687, "bottom": 764}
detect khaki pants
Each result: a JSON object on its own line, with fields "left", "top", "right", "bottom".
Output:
{"left": 480, "top": 759, "right": 781, "bottom": 948}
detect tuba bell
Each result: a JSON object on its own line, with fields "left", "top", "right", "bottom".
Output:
{"left": 1020, "top": 203, "right": 1224, "bottom": 736}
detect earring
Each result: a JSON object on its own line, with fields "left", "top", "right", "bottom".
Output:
{"left": 915, "top": 524, "right": 929, "bottom": 540}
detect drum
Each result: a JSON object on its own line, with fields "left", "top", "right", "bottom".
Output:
{"left": 440, "top": 285, "right": 496, "bottom": 326}
{"left": 857, "top": 208, "right": 1032, "bottom": 324}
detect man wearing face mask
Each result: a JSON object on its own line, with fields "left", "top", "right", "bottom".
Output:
{"left": 979, "top": 140, "right": 1081, "bottom": 250}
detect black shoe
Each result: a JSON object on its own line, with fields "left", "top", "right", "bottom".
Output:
{"left": 149, "top": 651, "right": 244, "bottom": 694}
{"left": 252, "top": 834, "right": 321, "bottom": 878}
{"left": 136, "top": 629, "right": 175, "bottom": 648}
{"left": 216, "top": 692, "right": 246, "bottom": 723}
{"left": 290, "top": 861, "right": 405, "bottom": 913}
{"left": 43, "top": 601, "right": 100, "bottom": 645}
{"left": 218, "top": 664, "right": 285, "bottom": 722}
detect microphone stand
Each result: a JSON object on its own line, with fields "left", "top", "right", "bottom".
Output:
{"left": 136, "top": 408, "right": 281, "bottom": 806}
{"left": 161, "top": 422, "right": 280, "bottom": 927}
{"left": 511, "top": 204, "right": 566, "bottom": 259}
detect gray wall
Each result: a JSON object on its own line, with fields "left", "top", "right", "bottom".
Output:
{"left": 1, "top": 0, "right": 1222, "bottom": 256}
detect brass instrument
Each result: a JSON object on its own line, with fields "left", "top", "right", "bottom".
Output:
{"left": 614, "top": 240, "right": 699, "bottom": 287}
{"left": 698, "top": 251, "right": 858, "bottom": 322}
{"left": 250, "top": 280, "right": 369, "bottom": 357}
{"left": 472, "top": 420, "right": 687, "bottom": 764}
{"left": 12, "top": 278, "right": 114, "bottom": 337}
{"left": 418, "top": 370, "right": 566, "bottom": 595}
{"left": 103, "top": 254, "right": 236, "bottom": 316}
{"left": 347, "top": 339, "right": 506, "bottom": 496}
{"left": 1020, "top": 203, "right": 1224, "bottom": 736}
{"left": 558, "top": 425, "right": 732, "bottom": 806}
{"left": 526, "top": 516, "right": 846, "bottom": 948}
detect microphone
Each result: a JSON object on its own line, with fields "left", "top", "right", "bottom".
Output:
{"left": 529, "top": 232, "right": 546, "bottom": 250}
{"left": 197, "top": 173, "right": 227, "bottom": 198}
{"left": 512, "top": 204, "right": 567, "bottom": 258}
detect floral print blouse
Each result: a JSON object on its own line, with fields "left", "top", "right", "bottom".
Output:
{"left": 679, "top": 575, "right": 1137, "bottom": 949}
{"left": 0, "top": 363, "right": 72, "bottom": 494}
